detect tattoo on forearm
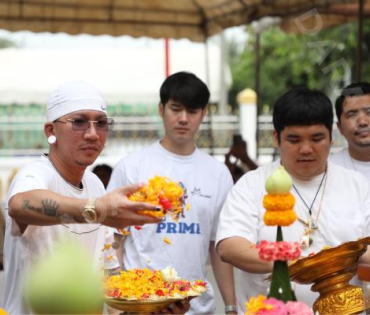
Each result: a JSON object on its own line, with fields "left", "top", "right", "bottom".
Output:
{"left": 23, "top": 199, "right": 60, "bottom": 217}
{"left": 42, "top": 199, "right": 60, "bottom": 217}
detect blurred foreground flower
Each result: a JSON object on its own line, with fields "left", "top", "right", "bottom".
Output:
{"left": 24, "top": 241, "right": 103, "bottom": 314}
{"left": 245, "top": 295, "right": 312, "bottom": 315}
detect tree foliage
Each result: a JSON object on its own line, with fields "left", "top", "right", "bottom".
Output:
{"left": 0, "top": 38, "right": 17, "bottom": 49}
{"left": 229, "top": 21, "right": 370, "bottom": 111}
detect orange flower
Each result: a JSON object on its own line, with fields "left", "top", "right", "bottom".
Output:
{"left": 101, "top": 243, "right": 112, "bottom": 251}
{"left": 263, "top": 209, "right": 297, "bottom": 226}
{"left": 263, "top": 193, "right": 295, "bottom": 211}
{"left": 104, "top": 268, "right": 207, "bottom": 300}
{"left": 117, "top": 229, "right": 131, "bottom": 236}
{"left": 163, "top": 237, "right": 171, "bottom": 245}
{"left": 246, "top": 295, "right": 270, "bottom": 314}
{"left": 129, "top": 176, "right": 188, "bottom": 222}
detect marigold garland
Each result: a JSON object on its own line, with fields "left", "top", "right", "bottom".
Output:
{"left": 263, "top": 194, "right": 295, "bottom": 211}
{"left": 104, "top": 268, "right": 207, "bottom": 301}
{"left": 128, "top": 176, "right": 189, "bottom": 222}
{"left": 263, "top": 210, "right": 297, "bottom": 226}
{"left": 259, "top": 166, "right": 300, "bottom": 304}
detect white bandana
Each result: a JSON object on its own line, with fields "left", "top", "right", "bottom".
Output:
{"left": 46, "top": 81, "right": 107, "bottom": 122}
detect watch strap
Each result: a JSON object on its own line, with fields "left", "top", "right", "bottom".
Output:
{"left": 225, "top": 305, "right": 238, "bottom": 313}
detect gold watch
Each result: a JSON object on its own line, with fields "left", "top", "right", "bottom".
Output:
{"left": 82, "top": 198, "right": 97, "bottom": 223}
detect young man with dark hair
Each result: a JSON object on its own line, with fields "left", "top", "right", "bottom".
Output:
{"left": 330, "top": 82, "right": 370, "bottom": 179}
{"left": 216, "top": 87, "right": 370, "bottom": 312}
{"left": 108, "top": 72, "right": 237, "bottom": 314}
{"left": 92, "top": 163, "right": 113, "bottom": 189}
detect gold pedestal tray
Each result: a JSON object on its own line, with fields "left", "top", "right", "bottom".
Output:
{"left": 105, "top": 297, "right": 182, "bottom": 314}
{"left": 289, "top": 237, "right": 370, "bottom": 315}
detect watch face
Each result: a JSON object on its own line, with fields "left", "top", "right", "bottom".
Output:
{"left": 83, "top": 209, "right": 97, "bottom": 223}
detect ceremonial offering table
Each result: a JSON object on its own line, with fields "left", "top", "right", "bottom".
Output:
{"left": 289, "top": 237, "right": 370, "bottom": 315}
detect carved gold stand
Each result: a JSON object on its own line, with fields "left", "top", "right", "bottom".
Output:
{"left": 312, "top": 273, "right": 363, "bottom": 314}
{"left": 289, "top": 237, "right": 370, "bottom": 315}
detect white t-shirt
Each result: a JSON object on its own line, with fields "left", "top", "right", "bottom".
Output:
{"left": 108, "top": 141, "right": 233, "bottom": 315}
{"left": 216, "top": 160, "right": 370, "bottom": 313}
{"left": 330, "top": 148, "right": 370, "bottom": 181}
{"left": 2, "top": 155, "right": 117, "bottom": 315}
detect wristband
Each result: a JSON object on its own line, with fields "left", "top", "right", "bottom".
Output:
{"left": 225, "top": 305, "right": 238, "bottom": 313}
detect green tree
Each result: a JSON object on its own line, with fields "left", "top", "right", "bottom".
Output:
{"left": 0, "top": 38, "right": 17, "bottom": 49}
{"left": 229, "top": 21, "right": 370, "bottom": 111}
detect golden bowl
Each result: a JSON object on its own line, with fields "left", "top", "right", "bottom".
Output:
{"left": 105, "top": 297, "right": 182, "bottom": 314}
{"left": 289, "top": 237, "right": 370, "bottom": 314}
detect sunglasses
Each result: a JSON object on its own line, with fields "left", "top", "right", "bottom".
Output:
{"left": 54, "top": 118, "right": 114, "bottom": 132}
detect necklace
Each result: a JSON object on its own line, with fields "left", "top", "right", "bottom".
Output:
{"left": 46, "top": 155, "right": 83, "bottom": 191}
{"left": 293, "top": 166, "right": 327, "bottom": 218}
{"left": 61, "top": 224, "right": 101, "bottom": 235}
{"left": 293, "top": 164, "right": 328, "bottom": 248}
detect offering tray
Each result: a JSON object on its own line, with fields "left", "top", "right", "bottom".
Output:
{"left": 105, "top": 297, "right": 182, "bottom": 314}
{"left": 289, "top": 237, "right": 370, "bottom": 314}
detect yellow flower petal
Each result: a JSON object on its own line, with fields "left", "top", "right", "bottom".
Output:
{"left": 163, "top": 237, "right": 171, "bottom": 245}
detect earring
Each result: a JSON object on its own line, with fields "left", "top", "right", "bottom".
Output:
{"left": 48, "top": 135, "right": 56, "bottom": 144}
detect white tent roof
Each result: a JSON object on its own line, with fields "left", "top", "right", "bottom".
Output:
{"left": 0, "top": 43, "right": 231, "bottom": 106}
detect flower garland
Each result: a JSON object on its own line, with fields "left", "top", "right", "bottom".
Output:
{"left": 255, "top": 240, "right": 301, "bottom": 262}
{"left": 246, "top": 166, "right": 312, "bottom": 312}
{"left": 263, "top": 193, "right": 297, "bottom": 226}
{"left": 260, "top": 166, "right": 299, "bottom": 302}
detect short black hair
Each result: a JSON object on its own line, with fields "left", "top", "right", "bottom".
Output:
{"left": 92, "top": 164, "right": 112, "bottom": 174}
{"left": 273, "top": 87, "right": 333, "bottom": 141}
{"left": 335, "top": 82, "right": 370, "bottom": 123}
{"left": 160, "top": 72, "right": 210, "bottom": 110}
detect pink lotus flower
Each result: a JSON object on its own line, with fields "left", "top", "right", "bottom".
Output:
{"left": 245, "top": 296, "right": 313, "bottom": 315}
{"left": 259, "top": 298, "right": 287, "bottom": 315}
{"left": 256, "top": 240, "right": 301, "bottom": 262}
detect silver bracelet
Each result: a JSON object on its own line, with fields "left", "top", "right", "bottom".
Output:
{"left": 225, "top": 305, "right": 238, "bottom": 313}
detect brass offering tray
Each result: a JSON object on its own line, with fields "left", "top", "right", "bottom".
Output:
{"left": 289, "top": 237, "right": 370, "bottom": 315}
{"left": 105, "top": 297, "right": 182, "bottom": 314}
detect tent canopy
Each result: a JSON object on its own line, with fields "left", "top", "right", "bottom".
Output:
{"left": 0, "top": 0, "right": 369, "bottom": 42}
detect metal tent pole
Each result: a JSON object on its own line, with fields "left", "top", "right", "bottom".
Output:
{"left": 204, "top": 38, "right": 215, "bottom": 156}
{"left": 356, "top": 0, "right": 364, "bottom": 82}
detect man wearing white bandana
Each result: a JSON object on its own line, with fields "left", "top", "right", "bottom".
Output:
{"left": 2, "top": 80, "right": 160, "bottom": 315}
{"left": 216, "top": 87, "right": 370, "bottom": 313}
{"left": 330, "top": 82, "right": 370, "bottom": 180}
